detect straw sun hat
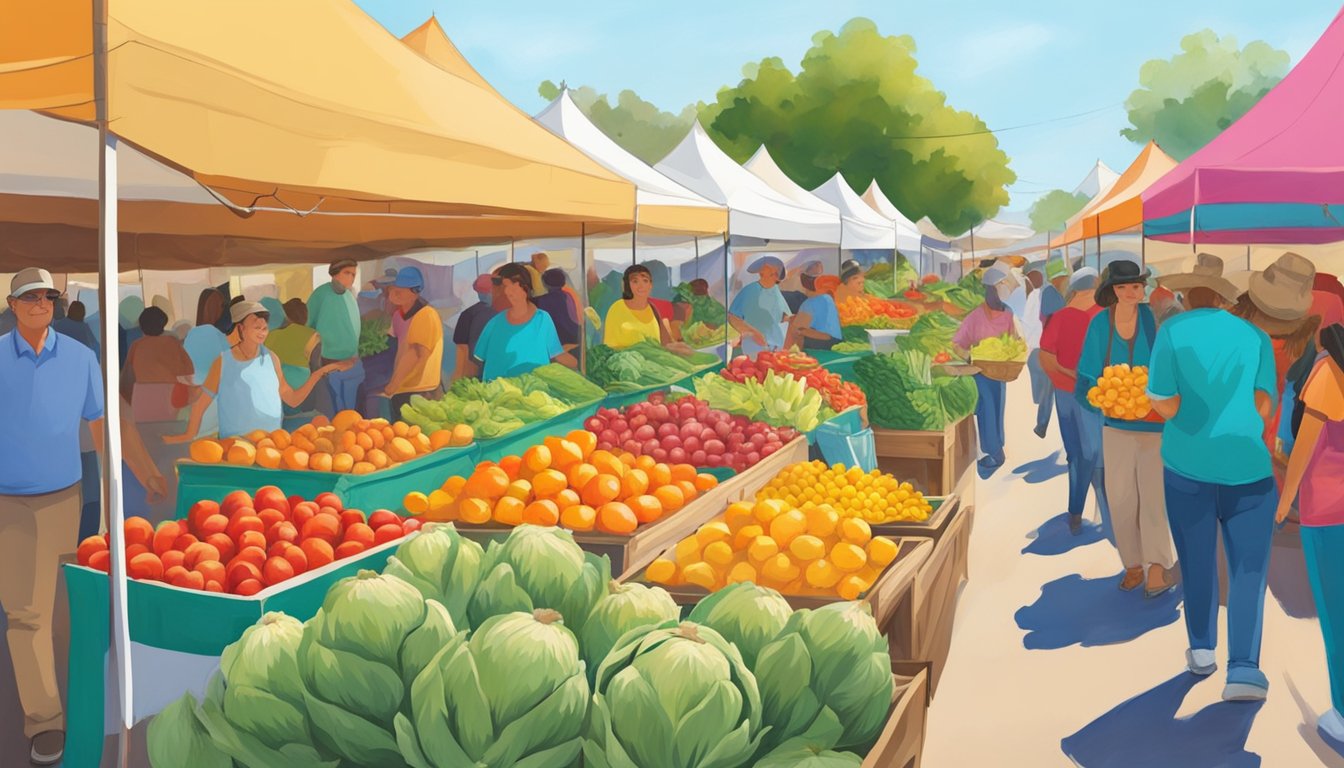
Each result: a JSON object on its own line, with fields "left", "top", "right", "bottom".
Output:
{"left": 1249, "top": 252, "right": 1315, "bottom": 321}
{"left": 1156, "top": 253, "right": 1240, "bottom": 304}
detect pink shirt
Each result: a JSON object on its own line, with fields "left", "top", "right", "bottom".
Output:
{"left": 1300, "top": 357, "right": 1344, "bottom": 527}
{"left": 953, "top": 305, "right": 1016, "bottom": 351}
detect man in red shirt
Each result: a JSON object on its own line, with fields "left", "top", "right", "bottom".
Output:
{"left": 1040, "top": 267, "right": 1110, "bottom": 535}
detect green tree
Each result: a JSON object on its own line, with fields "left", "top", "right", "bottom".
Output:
{"left": 1029, "top": 189, "right": 1090, "bottom": 233}
{"left": 700, "top": 18, "right": 1015, "bottom": 234}
{"left": 1122, "top": 30, "right": 1289, "bottom": 160}
{"left": 538, "top": 80, "right": 696, "bottom": 165}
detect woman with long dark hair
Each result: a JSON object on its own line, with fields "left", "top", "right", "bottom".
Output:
{"left": 603, "top": 264, "right": 693, "bottom": 353}
{"left": 473, "top": 263, "right": 578, "bottom": 381}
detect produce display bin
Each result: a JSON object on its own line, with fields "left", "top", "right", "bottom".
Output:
{"left": 174, "top": 444, "right": 481, "bottom": 517}
{"left": 862, "top": 662, "right": 933, "bottom": 768}
{"left": 875, "top": 493, "right": 971, "bottom": 598}
{"left": 62, "top": 535, "right": 409, "bottom": 768}
{"left": 455, "top": 438, "right": 809, "bottom": 579}
{"left": 474, "top": 403, "right": 601, "bottom": 463}
{"left": 597, "top": 362, "right": 725, "bottom": 410}
{"left": 871, "top": 413, "right": 977, "bottom": 505}
{"left": 884, "top": 497, "right": 971, "bottom": 697}
{"left": 813, "top": 349, "right": 870, "bottom": 383}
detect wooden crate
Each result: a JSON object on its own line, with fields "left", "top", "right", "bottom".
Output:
{"left": 645, "top": 537, "right": 932, "bottom": 632}
{"left": 884, "top": 498, "right": 970, "bottom": 697}
{"left": 458, "top": 438, "right": 809, "bottom": 580}
{"left": 862, "top": 662, "right": 932, "bottom": 768}
{"left": 871, "top": 414, "right": 977, "bottom": 505}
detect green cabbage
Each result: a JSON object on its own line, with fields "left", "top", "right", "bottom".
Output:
{"left": 468, "top": 525, "right": 610, "bottom": 636}
{"left": 584, "top": 621, "right": 767, "bottom": 768}
{"left": 394, "top": 610, "right": 589, "bottom": 768}
{"left": 147, "top": 692, "right": 232, "bottom": 768}
{"left": 384, "top": 524, "right": 484, "bottom": 631}
{"left": 754, "top": 709, "right": 863, "bottom": 768}
{"left": 854, "top": 353, "right": 978, "bottom": 430}
{"left": 580, "top": 581, "right": 681, "bottom": 681}
{"left": 686, "top": 582, "right": 793, "bottom": 669}
{"left": 299, "top": 571, "right": 456, "bottom": 766}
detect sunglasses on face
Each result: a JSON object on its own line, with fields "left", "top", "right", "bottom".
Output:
{"left": 15, "top": 290, "right": 61, "bottom": 304}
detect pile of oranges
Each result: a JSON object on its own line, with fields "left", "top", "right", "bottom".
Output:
{"left": 1087, "top": 364, "right": 1154, "bottom": 420}
{"left": 403, "top": 430, "right": 718, "bottom": 535}
{"left": 836, "top": 295, "right": 918, "bottom": 327}
{"left": 188, "top": 410, "right": 474, "bottom": 475}
{"left": 646, "top": 498, "right": 900, "bottom": 599}
{"left": 755, "top": 461, "right": 932, "bottom": 524}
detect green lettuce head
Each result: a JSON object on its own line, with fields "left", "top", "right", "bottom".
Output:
{"left": 384, "top": 523, "right": 484, "bottom": 630}
{"left": 394, "top": 609, "right": 589, "bottom": 768}
{"left": 299, "top": 570, "right": 456, "bottom": 767}
{"left": 580, "top": 581, "right": 680, "bottom": 680}
{"left": 686, "top": 582, "right": 793, "bottom": 669}
{"left": 147, "top": 692, "right": 231, "bottom": 768}
{"left": 584, "top": 620, "right": 768, "bottom": 768}
{"left": 754, "top": 602, "right": 892, "bottom": 756}
{"left": 468, "top": 525, "right": 610, "bottom": 635}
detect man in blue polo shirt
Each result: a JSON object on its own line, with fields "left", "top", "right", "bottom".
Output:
{"left": 0, "top": 268, "right": 105, "bottom": 766}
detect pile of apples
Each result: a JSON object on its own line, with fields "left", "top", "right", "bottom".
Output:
{"left": 76, "top": 486, "right": 420, "bottom": 595}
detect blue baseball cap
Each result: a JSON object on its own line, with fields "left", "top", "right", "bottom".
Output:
{"left": 392, "top": 266, "right": 425, "bottom": 290}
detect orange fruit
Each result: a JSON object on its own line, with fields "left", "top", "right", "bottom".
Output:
{"left": 634, "top": 454, "right": 657, "bottom": 473}
{"left": 404, "top": 492, "right": 430, "bottom": 516}
{"left": 567, "top": 462, "right": 599, "bottom": 490}
{"left": 269, "top": 430, "right": 292, "bottom": 450}
{"left": 554, "top": 488, "right": 581, "bottom": 510}
{"left": 582, "top": 474, "right": 621, "bottom": 508}
{"left": 355, "top": 432, "right": 374, "bottom": 451}
{"left": 331, "top": 453, "right": 355, "bottom": 474}
{"left": 256, "top": 446, "right": 283, "bottom": 469}
{"left": 532, "top": 469, "right": 568, "bottom": 499}
{"left": 590, "top": 450, "right": 625, "bottom": 478}
{"left": 522, "top": 445, "right": 552, "bottom": 474}
{"left": 189, "top": 439, "right": 224, "bottom": 464}
{"left": 282, "top": 447, "right": 310, "bottom": 471}
{"left": 566, "top": 430, "right": 597, "bottom": 458}
{"left": 596, "top": 502, "right": 638, "bottom": 534}
{"left": 560, "top": 504, "right": 597, "bottom": 532}
{"left": 620, "top": 469, "right": 650, "bottom": 499}
{"left": 430, "top": 429, "right": 454, "bottom": 451}
{"left": 694, "top": 473, "right": 719, "bottom": 492}
{"left": 550, "top": 439, "right": 584, "bottom": 469}
{"left": 313, "top": 437, "right": 336, "bottom": 455}
{"left": 522, "top": 500, "right": 560, "bottom": 526}
{"left": 506, "top": 479, "right": 533, "bottom": 501}
{"left": 308, "top": 452, "right": 334, "bottom": 472}
{"left": 458, "top": 498, "right": 493, "bottom": 525}
{"left": 618, "top": 452, "right": 636, "bottom": 469}
{"left": 498, "top": 455, "right": 523, "bottom": 480}
{"left": 392, "top": 421, "right": 410, "bottom": 438}
{"left": 226, "top": 441, "right": 257, "bottom": 466}
{"left": 388, "top": 437, "right": 416, "bottom": 463}
{"left": 669, "top": 464, "right": 696, "bottom": 484}
{"left": 464, "top": 466, "right": 511, "bottom": 498}
{"left": 493, "top": 497, "right": 526, "bottom": 527}
{"left": 351, "top": 461, "right": 376, "bottom": 475}
{"left": 652, "top": 484, "right": 685, "bottom": 514}
{"left": 366, "top": 449, "right": 390, "bottom": 470}
{"left": 649, "top": 463, "right": 673, "bottom": 488}
{"left": 675, "top": 480, "right": 698, "bottom": 503}
{"left": 630, "top": 494, "right": 664, "bottom": 524}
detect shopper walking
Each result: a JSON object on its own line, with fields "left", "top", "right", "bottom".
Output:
{"left": 307, "top": 259, "right": 364, "bottom": 414}
{"left": 1039, "top": 268, "right": 1109, "bottom": 536}
{"left": 1023, "top": 265, "right": 1054, "bottom": 438}
{"left": 1147, "top": 267, "right": 1277, "bottom": 701}
{"left": 1078, "top": 259, "right": 1175, "bottom": 596}
{"left": 954, "top": 264, "right": 1020, "bottom": 471}
{"left": 381, "top": 267, "right": 446, "bottom": 415}
{"left": 1276, "top": 323, "right": 1344, "bottom": 745}
{"left": 0, "top": 268, "right": 105, "bottom": 766}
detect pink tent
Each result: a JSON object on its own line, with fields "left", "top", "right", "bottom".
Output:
{"left": 1143, "top": 7, "right": 1344, "bottom": 245}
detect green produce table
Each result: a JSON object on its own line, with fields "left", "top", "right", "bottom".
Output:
{"left": 813, "top": 349, "right": 871, "bottom": 383}
{"left": 475, "top": 403, "right": 601, "bottom": 463}
{"left": 597, "top": 361, "right": 725, "bottom": 410}
{"left": 62, "top": 534, "right": 408, "bottom": 768}
{"left": 175, "top": 444, "right": 481, "bottom": 516}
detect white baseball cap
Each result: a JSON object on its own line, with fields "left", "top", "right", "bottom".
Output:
{"left": 9, "top": 267, "right": 56, "bottom": 298}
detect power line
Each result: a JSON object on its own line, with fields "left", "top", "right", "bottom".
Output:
{"left": 889, "top": 102, "right": 1123, "bottom": 140}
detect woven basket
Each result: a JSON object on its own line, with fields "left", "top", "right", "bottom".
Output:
{"left": 972, "top": 359, "right": 1025, "bottom": 383}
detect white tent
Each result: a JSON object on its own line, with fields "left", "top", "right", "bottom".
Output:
{"left": 1072, "top": 159, "right": 1120, "bottom": 199}
{"left": 656, "top": 124, "right": 841, "bottom": 244}
{"left": 744, "top": 147, "right": 844, "bottom": 228}
{"left": 533, "top": 91, "right": 725, "bottom": 234}
{"left": 954, "top": 218, "right": 1035, "bottom": 254}
{"left": 810, "top": 174, "right": 920, "bottom": 252}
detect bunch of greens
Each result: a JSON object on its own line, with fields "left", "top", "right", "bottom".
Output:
{"left": 673, "top": 282, "right": 728, "bottom": 326}
{"left": 896, "top": 311, "right": 961, "bottom": 357}
{"left": 862, "top": 257, "right": 917, "bottom": 301}
{"left": 854, "top": 352, "right": 978, "bottom": 430}
{"left": 530, "top": 363, "right": 607, "bottom": 405}
{"left": 400, "top": 375, "right": 575, "bottom": 439}
{"left": 831, "top": 340, "right": 872, "bottom": 354}
{"left": 587, "top": 341, "right": 719, "bottom": 393}
{"left": 693, "top": 370, "right": 835, "bottom": 432}
{"left": 358, "top": 316, "right": 392, "bottom": 358}
{"left": 681, "top": 320, "right": 739, "bottom": 349}
{"left": 970, "top": 333, "right": 1027, "bottom": 362}
{"left": 918, "top": 276, "right": 984, "bottom": 313}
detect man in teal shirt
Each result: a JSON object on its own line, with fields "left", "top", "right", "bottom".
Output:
{"left": 307, "top": 259, "right": 363, "bottom": 414}
{"left": 1147, "top": 277, "right": 1278, "bottom": 702}
{"left": 728, "top": 256, "right": 791, "bottom": 358}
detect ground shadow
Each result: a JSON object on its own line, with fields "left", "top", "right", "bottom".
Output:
{"left": 1015, "top": 572, "right": 1183, "bottom": 650}
{"left": 1022, "top": 511, "right": 1105, "bottom": 556}
{"left": 1012, "top": 450, "right": 1068, "bottom": 484}
{"left": 1268, "top": 524, "right": 1316, "bottom": 620}
{"left": 1286, "top": 672, "right": 1344, "bottom": 767}
{"left": 1061, "top": 673, "right": 1263, "bottom": 767}
{"left": 977, "top": 461, "right": 1002, "bottom": 481}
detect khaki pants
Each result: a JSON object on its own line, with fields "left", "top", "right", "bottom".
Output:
{"left": 1103, "top": 428, "right": 1176, "bottom": 570}
{"left": 0, "top": 484, "right": 80, "bottom": 737}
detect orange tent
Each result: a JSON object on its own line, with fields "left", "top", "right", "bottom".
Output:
{"left": 1051, "top": 142, "right": 1177, "bottom": 248}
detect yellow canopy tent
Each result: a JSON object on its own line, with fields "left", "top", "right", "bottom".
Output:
{"left": 1051, "top": 142, "right": 1177, "bottom": 247}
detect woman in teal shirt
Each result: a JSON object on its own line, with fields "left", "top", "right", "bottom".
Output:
{"left": 473, "top": 263, "right": 578, "bottom": 381}
{"left": 1077, "top": 260, "right": 1175, "bottom": 597}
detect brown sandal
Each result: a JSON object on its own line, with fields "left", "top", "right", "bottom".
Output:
{"left": 1119, "top": 567, "right": 1144, "bottom": 591}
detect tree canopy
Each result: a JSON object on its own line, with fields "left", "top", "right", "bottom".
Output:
{"left": 538, "top": 80, "right": 696, "bottom": 165}
{"left": 1122, "top": 30, "right": 1289, "bottom": 160}
{"left": 1028, "top": 189, "right": 1090, "bottom": 233}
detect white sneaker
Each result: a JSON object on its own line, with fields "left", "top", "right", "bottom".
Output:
{"left": 1186, "top": 649, "right": 1217, "bottom": 676}
{"left": 1320, "top": 708, "right": 1344, "bottom": 745}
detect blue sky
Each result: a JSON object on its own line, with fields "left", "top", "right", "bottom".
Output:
{"left": 356, "top": 0, "right": 1339, "bottom": 215}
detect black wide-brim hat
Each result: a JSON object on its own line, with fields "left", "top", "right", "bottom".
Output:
{"left": 1095, "top": 260, "right": 1151, "bottom": 307}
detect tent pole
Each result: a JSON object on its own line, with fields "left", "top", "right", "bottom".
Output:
{"left": 722, "top": 232, "right": 731, "bottom": 362}
{"left": 96, "top": 0, "right": 132, "bottom": 761}
{"left": 509, "top": 239, "right": 515, "bottom": 264}
{"left": 579, "top": 224, "right": 588, "bottom": 376}
{"left": 1247, "top": 245, "right": 1251, "bottom": 271}
{"left": 1096, "top": 232, "right": 1102, "bottom": 272}
{"left": 631, "top": 223, "right": 637, "bottom": 267}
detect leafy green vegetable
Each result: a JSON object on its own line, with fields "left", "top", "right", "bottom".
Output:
{"left": 531, "top": 363, "right": 607, "bottom": 405}
{"left": 970, "top": 333, "right": 1027, "bottom": 362}
{"left": 358, "top": 316, "right": 392, "bottom": 357}
{"left": 587, "top": 341, "right": 718, "bottom": 392}
{"left": 854, "top": 352, "right": 978, "bottom": 430}
{"left": 400, "top": 372, "right": 580, "bottom": 439}
{"left": 694, "top": 371, "right": 835, "bottom": 431}
{"left": 681, "top": 320, "right": 739, "bottom": 348}
{"left": 896, "top": 311, "right": 961, "bottom": 357}
{"left": 673, "top": 282, "right": 728, "bottom": 326}
{"left": 831, "top": 341, "right": 872, "bottom": 354}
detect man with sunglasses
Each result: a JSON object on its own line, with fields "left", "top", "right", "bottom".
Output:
{"left": 0, "top": 268, "right": 105, "bottom": 765}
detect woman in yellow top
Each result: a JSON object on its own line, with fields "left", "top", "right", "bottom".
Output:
{"left": 603, "top": 265, "right": 693, "bottom": 353}
{"left": 264, "top": 299, "right": 320, "bottom": 415}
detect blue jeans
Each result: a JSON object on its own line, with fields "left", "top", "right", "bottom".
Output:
{"left": 1163, "top": 469, "right": 1277, "bottom": 671}
{"left": 974, "top": 374, "right": 1006, "bottom": 463}
{"left": 1027, "top": 350, "right": 1053, "bottom": 431}
{"left": 324, "top": 358, "right": 365, "bottom": 414}
{"left": 1304, "top": 525, "right": 1344, "bottom": 713}
{"left": 1055, "top": 392, "right": 1110, "bottom": 523}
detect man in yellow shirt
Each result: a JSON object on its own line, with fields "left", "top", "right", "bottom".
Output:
{"left": 379, "top": 267, "right": 444, "bottom": 415}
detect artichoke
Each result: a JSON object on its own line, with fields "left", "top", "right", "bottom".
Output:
{"left": 194, "top": 612, "right": 335, "bottom": 768}
{"left": 686, "top": 582, "right": 793, "bottom": 668}
{"left": 584, "top": 620, "right": 768, "bottom": 768}
{"left": 467, "top": 525, "right": 610, "bottom": 635}
{"left": 299, "top": 570, "right": 456, "bottom": 767}
{"left": 754, "top": 602, "right": 892, "bottom": 756}
{"left": 384, "top": 523, "right": 484, "bottom": 630}
{"left": 146, "top": 691, "right": 231, "bottom": 768}
{"left": 580, "top": 581, "right": 681, "bottom": 680}
{"left": 394, "top": 609, "right": 589, "bottom": 768}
